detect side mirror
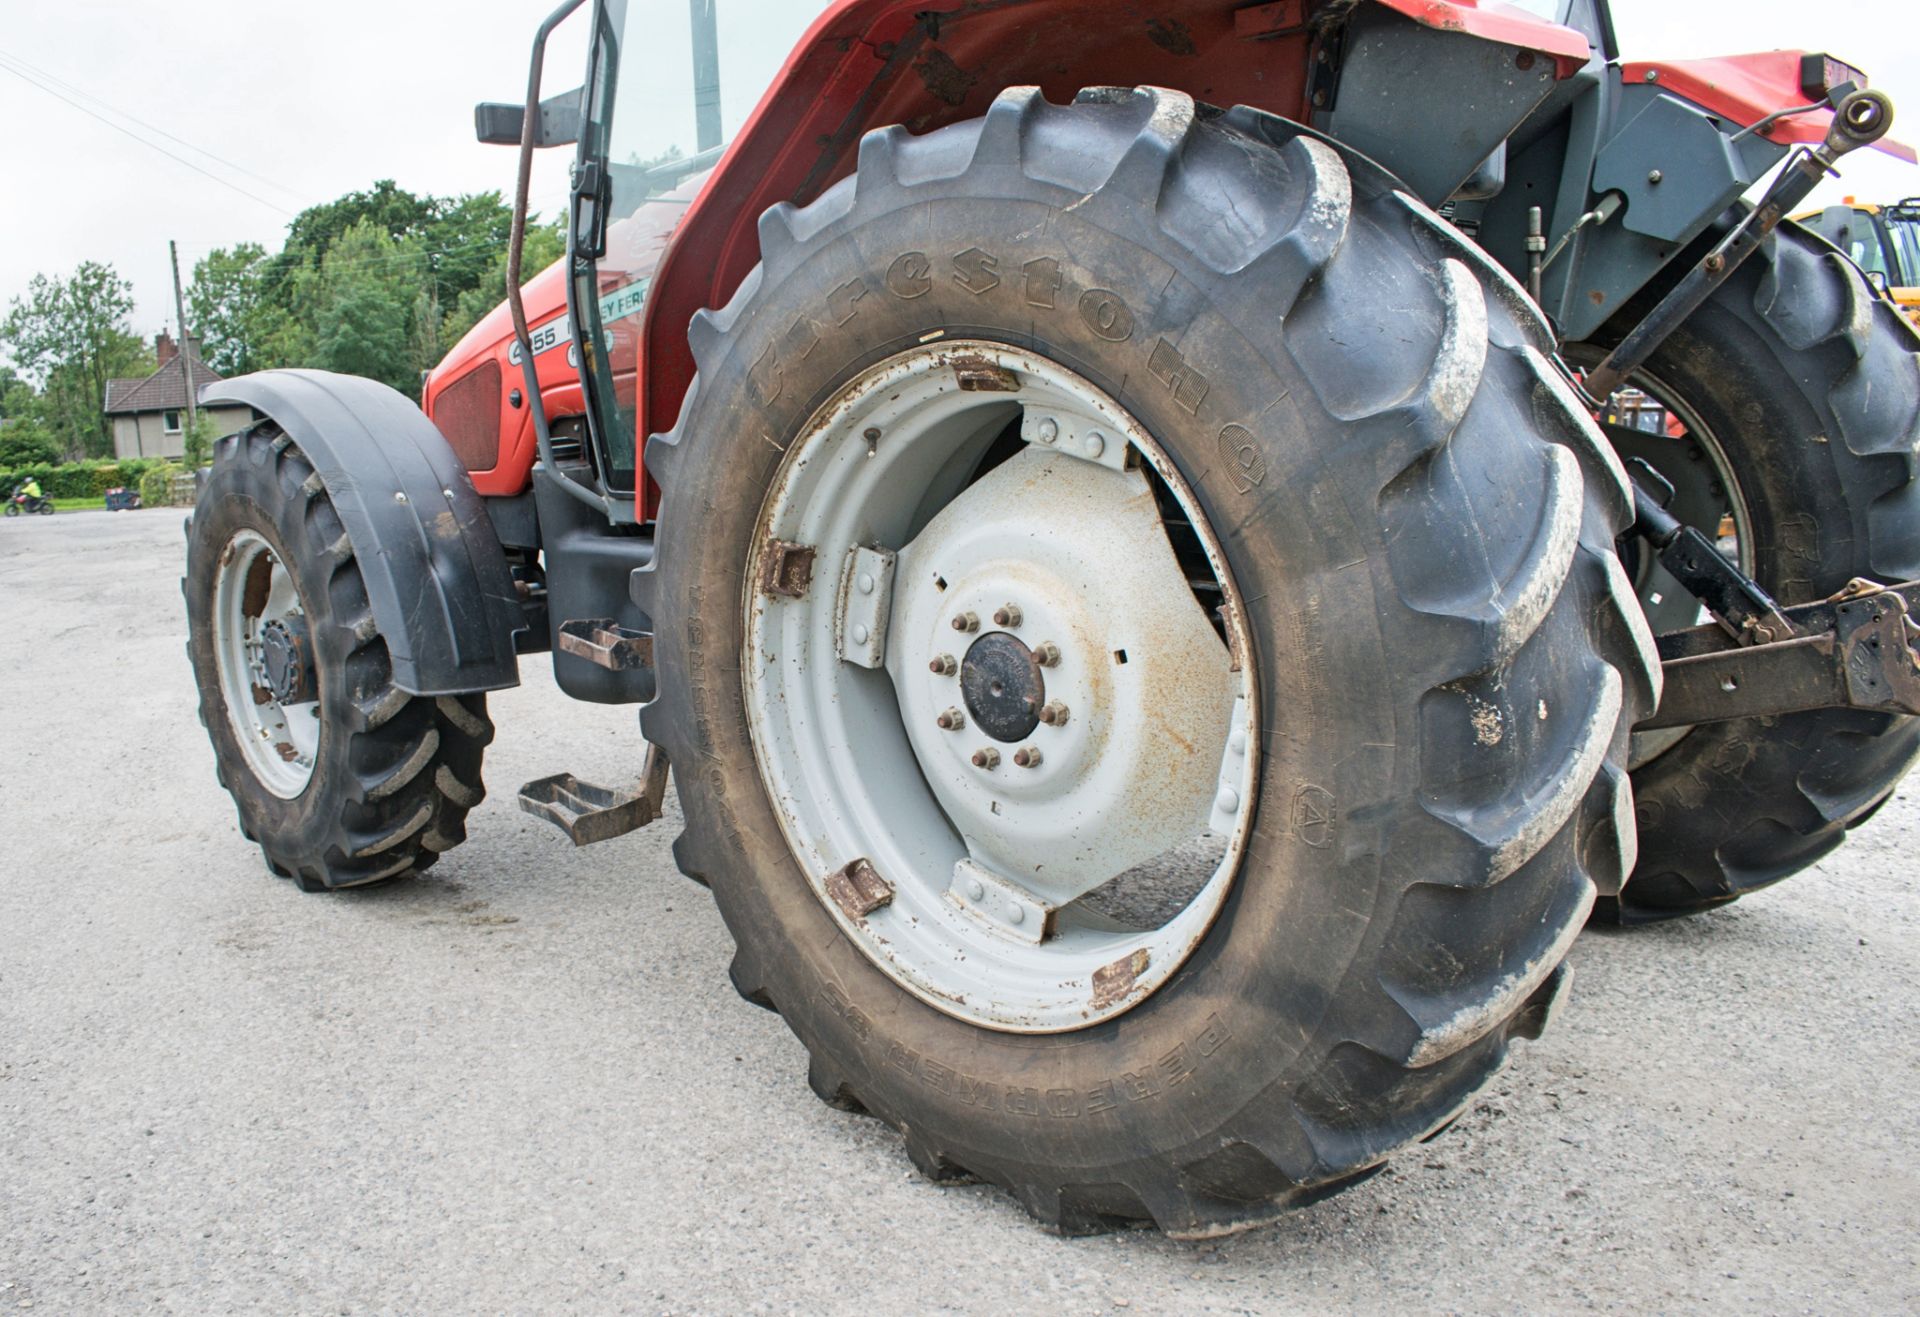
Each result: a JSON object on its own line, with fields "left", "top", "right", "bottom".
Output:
{"left": 475, "top": 86, "right": 584, "bottom": 147}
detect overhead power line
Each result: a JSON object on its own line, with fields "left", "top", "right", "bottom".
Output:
{"left": 0, "top": 47, "right": 307, "bottom": 204}
{"left": 0, "top": 53, "right": 295, "bottom": 217}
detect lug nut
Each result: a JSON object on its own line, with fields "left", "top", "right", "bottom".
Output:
{"left": 951, "top": 611, "right": 980, "bottom": 633}
{"left": 936, "top": 708, "right": 965, "bottom": 731}
{"left": 1012, "top": 746, "right": 1043, "bottom": 768}
{"left": 1034, "top": 642, "right": 1061, "bottom": 667}
{"left": 1038, "top": 701, "right": 1070, "bottom": 727}
{"left": 970, "top": 747, "right": 1001, "bottom": 770}
{"left": 993, "top": 603, "right": 1022, "bottom": 628}
{"left": 928, "top": 653, "right": 957, "bottom": 676}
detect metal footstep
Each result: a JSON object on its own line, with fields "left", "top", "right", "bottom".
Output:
{"left": 556, "top": 617, "right": 653, "bottom": 670}
{"left": 517, "top": 746, "right": 670, "bottom": 846}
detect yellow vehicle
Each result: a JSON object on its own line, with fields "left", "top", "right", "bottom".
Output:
{"left": 1802, "top": 197, "right": 1920, "bottom": 326}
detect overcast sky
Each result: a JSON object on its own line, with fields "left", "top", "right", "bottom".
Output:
{"left": 1, "top": 0, "right": 1914, "bottom": 343}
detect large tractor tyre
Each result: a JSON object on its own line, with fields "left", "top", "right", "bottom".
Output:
{"left": 634, "top": 87, "right": 1657, "bottom": 1236}
{"left": 1582, "top": 223, "right": 1920, "bottom": 923}
{"left": 184, "top": 424, "right": 494, "bottom": 890}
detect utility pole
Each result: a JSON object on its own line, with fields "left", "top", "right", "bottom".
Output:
{"left": 690, "top": 0, "right": 721, "bottom": 153}
{"left": 169, "top": 239, "right": 196, "bottom": 428}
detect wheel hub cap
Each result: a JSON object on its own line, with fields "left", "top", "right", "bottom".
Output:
{"left": 260, "top": 616, "right": 315, "bottom": 707}
{"left": 960, "top": 632, "right": 1044, "bottom": 742}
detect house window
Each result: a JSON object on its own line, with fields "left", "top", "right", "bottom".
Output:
{"left": 163, "top": 410, "right": 183, "bottom": 433}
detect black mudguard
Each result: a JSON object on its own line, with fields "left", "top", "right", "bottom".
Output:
{"left": 203, "top": 369, "right": 524, "bottom": 697}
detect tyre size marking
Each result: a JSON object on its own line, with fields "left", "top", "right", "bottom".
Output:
{"left": 851, "top": 1013, "right": 1236, "bottom": 1120}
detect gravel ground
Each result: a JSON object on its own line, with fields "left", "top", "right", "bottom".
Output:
{"left": 3, "top": 508, "right": 1917, "bottom": 1314}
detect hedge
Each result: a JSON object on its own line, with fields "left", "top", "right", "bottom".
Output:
{"left": 138, "top": 463, "right": 184, "bottom": 508}
{"left": 0, "top": 458, "right": 168, "bottom": 500}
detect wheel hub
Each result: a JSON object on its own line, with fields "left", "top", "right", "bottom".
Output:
{"left": 960, "top": 632, "right": 1044, "bottom": 742}
{"left": 259, "top": 617, "right": 314, "bottom": 706}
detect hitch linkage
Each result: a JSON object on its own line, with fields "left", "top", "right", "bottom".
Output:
{"left": 1632, "top": 467, "right": 1920, "bottom": 730}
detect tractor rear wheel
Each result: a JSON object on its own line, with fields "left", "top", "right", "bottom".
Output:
{"left": 635, "top": 88, "right": 1656, "bottom": 1236}
{"left": 184, "top": 423, "right": 494, "bottom": 890}
{"left": 1583, "top": 222, "right": 1920, "bottom": 922}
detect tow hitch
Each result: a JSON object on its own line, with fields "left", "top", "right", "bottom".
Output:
{"left": 1635, "top": 464, "right": 1920, "bottom": 730}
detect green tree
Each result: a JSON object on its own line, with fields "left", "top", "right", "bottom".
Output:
{"left": 310, "top": 219, "right": 425, "bottom": 393}
{"left": 1, "top": 263, "right": 148, "bottom": 458}
{"left": 0, "top": 418, "right": 60, "bottom": 467}
{"left": 440, "top": 216, "right": 565, "bottom": 346}
{"left": 181, "top": 410, "right": 220, "bottom": 468}
{"left": 187, "top": 243, "right": 269, "bottom": 376}
{"left": 422, "top": 191, "right": 515, "bottom": 310}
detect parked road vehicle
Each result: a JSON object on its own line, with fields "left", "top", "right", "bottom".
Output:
{"left": 1801, "top": 196, "right": 1920, "bottom": 326}
{"left": 182, "top": 0, "right": 1920, "bottom": 1236}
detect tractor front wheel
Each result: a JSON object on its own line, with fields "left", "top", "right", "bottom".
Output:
{"left": 635, "top": 88, "right": 1656, "bottom": 1235}
{"left": 184, "top": 424, "right": 494, "bottom": 890}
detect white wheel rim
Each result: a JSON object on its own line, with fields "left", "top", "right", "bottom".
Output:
{"left": 743, "top": 342, "right": 1258, "bottom": 1033}
{"left": 213, "top": 530, "right": 320, "bottom": 798}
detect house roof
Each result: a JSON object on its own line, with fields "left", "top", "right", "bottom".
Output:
{"left": 104, "top": 355, "right": 226, "bottom": 416}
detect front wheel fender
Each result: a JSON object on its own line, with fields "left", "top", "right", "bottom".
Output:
{"left": 203, "top": 369, "right": 524, "bottom": 696}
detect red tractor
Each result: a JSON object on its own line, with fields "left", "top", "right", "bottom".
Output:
{"left": 183, "top": 0, "right": 1920, "bottom": 1236}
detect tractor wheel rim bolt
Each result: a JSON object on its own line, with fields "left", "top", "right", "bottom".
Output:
{"left": 993, "top": 604, "right": 1022, "bottom": 628}
{"left": 1012, "top": 746, "right": 1042, "bottom": 768}
{"left": 1034, "top": 642, "right": 1061, "bottom": 667}
{"left": 1038, "top": 701, "right": 1069, "bottom": 727}
{"left": 971, "top": 747, "right": 1000, "bottom": 769}
{"left": 937, "top": 708, "right": 964, "bottom": 730}
{"left": 928, "top": 653, "right": 957, "bottom": 675}
{"left": 952, "top": 611, "right": 979, "bottom": 633}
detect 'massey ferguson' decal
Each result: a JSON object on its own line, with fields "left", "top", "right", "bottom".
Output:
{"left": 506, "top": 278, "right": 652, "bottom": 367}
{"left": 599, "top": 278, "right": 650, "bottom": 325}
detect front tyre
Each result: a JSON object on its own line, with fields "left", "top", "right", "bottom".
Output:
{"left": 636, "top": 89, "right": 1657, "bottom": 1236}
{"left": 185, "top": 424, "right": 493, "bottom": 890}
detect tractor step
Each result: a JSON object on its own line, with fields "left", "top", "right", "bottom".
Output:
{"left": 556, "top": 617, "right": 653, "bottom": 670}
{"left": 516, "top": 746, "right": 670, "bottom": 846}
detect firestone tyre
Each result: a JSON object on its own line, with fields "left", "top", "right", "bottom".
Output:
{"left": 1586, "top": 223, "right": 1920, "bottom": 923}
{"left": 185, "top": 423, "right": 494, "bottom": 890}
{"left": 635, "top": 88, "right": 1657, "bottom": 1235}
